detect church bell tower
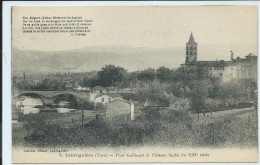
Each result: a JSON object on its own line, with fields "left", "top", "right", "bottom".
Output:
{"left": 185, "top": 32, "right": 198, "bottom": 63}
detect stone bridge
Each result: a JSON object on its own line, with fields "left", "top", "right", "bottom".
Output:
{"left": 12, "top": 90, "right": 90, "bottom": 106}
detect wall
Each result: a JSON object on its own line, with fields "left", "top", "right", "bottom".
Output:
{"left": 106, "top": 100, "right": 134, "bottom": 122}
{"left": 221, "top": 65, "right": 237, "bottom": 82}
{"left": 90, "top": 89, "right": 107, "bottom": 102}
{"left": 237, "top": 62, "right": 257, "bottom": 80}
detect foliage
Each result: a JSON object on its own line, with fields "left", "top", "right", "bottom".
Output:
{"left": 156, "top": 66, "right": 175, "bottom": 82}
{"left": 78, "top": 101, "right": 94, "bottom": 110}
{"left": 94, "top": 103, "right": 106, "bottom": 111}
{"left": 190, "top": 80, "right": 212, "bottom": 113}
{"left": 95, "top": 65, "right": 128, "bottom": 87}
{"left": 22, "top": 107, "right": 258, "bottom": 148}
{"left": 131, "top": 81, "right": 170, "bottom": 106}
{"left": 136, "top": 68, "right": 157, "bottom": 82}
{"left": 13, "top": 65, "right": 257, "bottom": 114}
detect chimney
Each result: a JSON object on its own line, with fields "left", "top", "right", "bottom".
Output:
{"left": 230, "top": 51, "right": 234, "bottom": 61}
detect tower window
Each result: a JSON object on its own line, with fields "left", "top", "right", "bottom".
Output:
{"left": 194, "top": 52, "right": 197, "bottom": 55}
{"left": 186, "top": 51, "right": 188, "bottom": 55}
{"left": 190, "top": 52, "right": 193, "bottom": 55}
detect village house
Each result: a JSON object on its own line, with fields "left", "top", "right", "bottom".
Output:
{"left": 89, "top": 86, "right": 107, "bottom": 102}
{"left": 181, "top": 32, "right": 257, "bottom": 82}
{"left": 74, "top": 85, "right": 89, "bottom": 91}
{"left": 94, "top": 93, "right": 123, "bottom": 105}
{"left": 106, "top": 99, "right": 135, "bottom": 123}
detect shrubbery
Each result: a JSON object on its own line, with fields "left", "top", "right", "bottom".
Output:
{"left": 94, "top": 103, "right": 106, "bottom": 111}
{"left": 23, "top": 106, "right": 257, "bottom": 148}
{"left": 78, "top": 101, "right": 94, "bottom": 110}
{"left": 203, "top": 98, "right": 254, "bottom": 112}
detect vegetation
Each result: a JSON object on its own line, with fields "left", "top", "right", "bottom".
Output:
{"left": 13, "top": 64, "right": 257, "bottom": 113}
{"left": 13, "top": 64, "right": 257, "bottom": 148}
{"left": 22, "top": 107, "right": 257, "bottom": 148}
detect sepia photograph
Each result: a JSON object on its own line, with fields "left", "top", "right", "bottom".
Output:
{"left": 10, "top": 5, "right": 258, "bottom": 163}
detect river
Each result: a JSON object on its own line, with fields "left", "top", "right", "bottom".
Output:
{"left": 15, "top": 96, "right": 77, "bottom": 115}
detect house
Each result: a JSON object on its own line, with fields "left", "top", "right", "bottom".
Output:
{"left": 75, "top": 85, "right": 89, "bottom": 91}
{"left": 106, "top": 99, "right": 134, "bottom": 122}
{"left": 169, "top": 97, "right": 190, "bottom": 110}
{"left": 90, "top": 86, "right": 107, "bottom": 101}
{"left": 94, "top": 93, "right": 123, "bottom": 105}
{"left": 91, "top": 86, "right": 107, "bottom": 94}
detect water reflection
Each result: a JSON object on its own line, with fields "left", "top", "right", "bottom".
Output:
{"left": 16, "top": 96, "right": 43, "bottom": 115}
{"left": 56, "top": 108, "right": 76, "bottom": 114}
{"left": 16, "top": 96, "right": 76, "bottom": 115}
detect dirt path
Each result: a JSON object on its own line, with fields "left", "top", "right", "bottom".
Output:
{"left": 191, "top": 107, "right": 256, "bottom": 124}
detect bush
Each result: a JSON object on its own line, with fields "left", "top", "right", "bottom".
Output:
{"left": 78, "top": 101, "right": 94, "bottom": 110}
{"left": 94, "top": 103, "right": 106, "bottom": 111}
{"left": 23, "top": 108, "right": 258, "bottom": 148}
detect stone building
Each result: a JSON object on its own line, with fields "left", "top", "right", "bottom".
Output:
{"left": 94, "top": 93, "right": 123, "bottom": 105}
{"left": 181, "top": 33, "right": 257, "bottom": 82}
{"left": 106, "top": 99, "right": 135, "bottom": 123}
{"left": 89, "top": 86, "right": 107, "bottom": 102}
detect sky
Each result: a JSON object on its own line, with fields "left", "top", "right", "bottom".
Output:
{"left": 12, "top": 6, "right": 257, "bottom": 51}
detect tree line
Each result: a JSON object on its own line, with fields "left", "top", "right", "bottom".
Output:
{"left": 13, "top": 64, "right": 257, "bottom": 113}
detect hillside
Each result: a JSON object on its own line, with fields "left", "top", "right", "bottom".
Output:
{"left": 12, "top": 44, "right": 257, "bottom": 73}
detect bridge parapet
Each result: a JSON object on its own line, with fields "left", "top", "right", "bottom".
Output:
{"left": 13, "top": 90, "right": 89, "bottom": 99}
{"left": 12, "top": 90, "right": 90, "bottom": 106}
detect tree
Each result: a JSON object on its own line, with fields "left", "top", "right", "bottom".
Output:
{"left": 136, "top": 68, "right": 157, "bottom": 82}
{"left": 96, "top": 65, "right": 128, "bottom": 87}
{"left": 190, "top": 80, "right": 211, "bottom": 121}
{"left": 156, "top": 66, "right": 174, "bottom": 82}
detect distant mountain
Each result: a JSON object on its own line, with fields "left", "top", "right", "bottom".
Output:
{"left": 12, "top": 44, "right": 257, "bottom": 74}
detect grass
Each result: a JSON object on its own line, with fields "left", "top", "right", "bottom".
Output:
{"left": 13, "top": 107, "right": 258, "bottom": 148}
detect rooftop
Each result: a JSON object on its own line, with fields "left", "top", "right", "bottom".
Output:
{"left": 106, "top": 99, "right": 133, "bottom": 105}
{"left": 187, "top": 32, "right": 197, "bottom": 44}
{"left": 95, "top": 93, "right": 122, "bottom": 98}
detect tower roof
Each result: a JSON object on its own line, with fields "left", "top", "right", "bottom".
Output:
{"left": 187, "top": 32, "right": 197, "bottom": 44}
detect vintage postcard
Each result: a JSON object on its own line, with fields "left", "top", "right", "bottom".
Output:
{"left": 11, "top": 5, "right": 258, "bottom": 163}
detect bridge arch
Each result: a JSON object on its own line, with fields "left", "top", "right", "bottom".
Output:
{"left": 13, "top": 93, "right": 45, "bottom": 108}
{"left": 14, "top": 93, "right": 46, "bottom": 102}
{"left": 13, "top": 91, "right": 89, "bottom": 108}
